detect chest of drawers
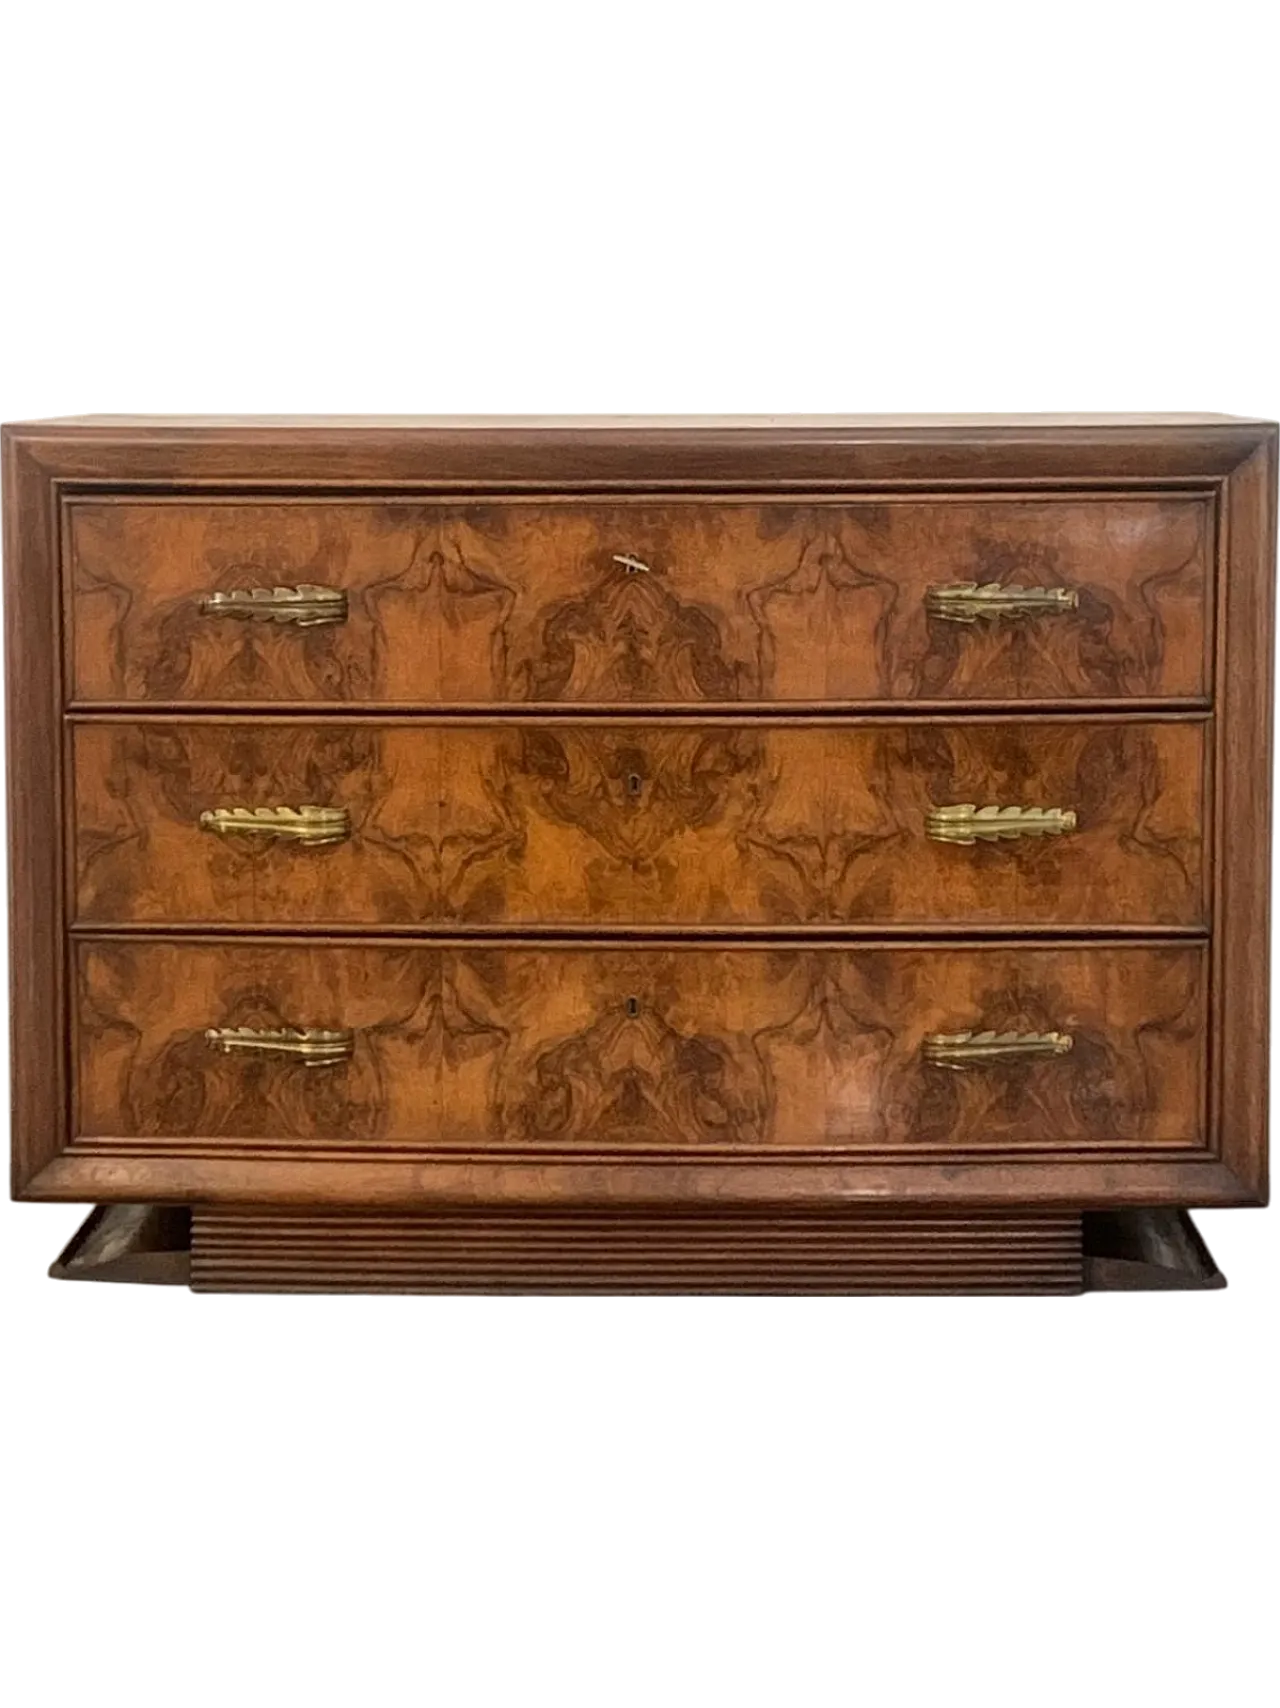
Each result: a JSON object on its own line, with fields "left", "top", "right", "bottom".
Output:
{"left": 5, "top": 415, "right": 1274, "bottom": 1293}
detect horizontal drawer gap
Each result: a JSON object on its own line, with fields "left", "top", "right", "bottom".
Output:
{"left": 67, "top": 700, "right": 1214, "bottom": 722}
{"left": 59, "top": 485, "right": 1216, "bottom": 502}
{"left": 68, "top": 922, "right": 1212, "bottom": 941}
{"left": 70, "top": 1144, "right": 1208, "bottom": 1165}
{"left": 67, "top": 928, "right": 1211, "bottom": 950}
{"left": 62, "top": 482, "right": 1225, "bottom": 501}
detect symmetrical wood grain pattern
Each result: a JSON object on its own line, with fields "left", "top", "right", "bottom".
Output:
{"left": 68, "top": 496, "right": 1211, "bottom": 704}
{"left": 73, "top": 941, "right": 1207, "bottom": 1153}
{"left": 189, "top": 1206, "right": 1085, "bottom": 1293}
{"left": 72, "top": 718, "right": 1207, "bottom": 928}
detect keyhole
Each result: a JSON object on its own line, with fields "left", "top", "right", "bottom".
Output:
{"left": 627, "top": 772, "right": 643, "bottom": 798}
{"left": 625, "top": 996, "right": 641, "bottom": 1019}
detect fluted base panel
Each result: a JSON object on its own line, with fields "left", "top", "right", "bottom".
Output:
{"left": 186, "top": 1206, "right": 1086, "bottom": 1294}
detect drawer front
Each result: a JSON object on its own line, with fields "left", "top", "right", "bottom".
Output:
{"left": 72, "top": 720, "right": 1207, "bottom": 929}
{"left": 68, "top": 497, "right": 1211, "bottom": 704}
{"left": 74, "top": 942, "right": 1207, "bottom": 1152}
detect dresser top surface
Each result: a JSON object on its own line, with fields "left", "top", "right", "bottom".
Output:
{"left": 6, "top": 412, "right": 1275, "bottom": 436}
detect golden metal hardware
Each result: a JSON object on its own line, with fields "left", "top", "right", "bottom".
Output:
{"left": 199, "top": 805, "right": 351, "bottom": 846}
{"left": 612, "top": 553, "right": 653, "bottom": 575}
{"left": 204, "top": 1026, "right": 354, "bottom": 1067}
{"left": 926, "top": 805, "right": 1077, "bottom": 845}
{"left": 922, "top": 1030, "right": 1074, "bottom": 1070}
{"left": 924, "top": 582, "right": 1078, "bottom": 624}
{"left": 198, "top": 584, "right": 348, "bottom": 626}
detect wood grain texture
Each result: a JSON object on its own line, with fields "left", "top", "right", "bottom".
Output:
{"left": 72, "top": 718, "right": 1207, "bottom": 928}
{"left": 67, "top": 497, "right": 1211, "bottom": 704}
{"left": 1212, "top": 434, "right": 1277, "bottom": 1202}
{"left": 28, "top": 1149, "right": 1257, "bottom": 1210}
{"left": 8, "top": 418, "right": 1275, "bottom": 1253}
{"left": 10, "top": 414, "right": 1273, "bottom": 488}
{"left": 73, "top": 941, "right": 1207, "bottom": 1154}
{"left": 189, "top": 1206, "right": 1085, "bottom": 1294}
{"left": 2, "top": 431, "right": 65, "bottom": 1192}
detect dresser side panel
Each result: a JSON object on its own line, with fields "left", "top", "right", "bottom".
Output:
{"left": 1213, "top": 431, "right": 1277, "bottom": 1202}
{"left": 3, "top": 434, "right": 68, "bottom": 1193}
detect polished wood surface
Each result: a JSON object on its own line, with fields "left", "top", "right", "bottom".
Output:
{"left": 68, "top": 496, "right": 1211, "bottom": 704}
{"left": 12, "top": 413, "right": 1272, "bottom": 489}
{"left": 7, "top": 419, "right": 1274, "bottom": 1295}
{"left": 72, "top": 718, "right": 1207, "bottom": 928}
{"left": 4, "top": 425, "right": 65, "bottom": 1195}
{"left": 1212, "top": 434, "right": 1277, "bottom": 1206}
{"left": 74, "top": 940, "right": 1207, "bottom": 1153}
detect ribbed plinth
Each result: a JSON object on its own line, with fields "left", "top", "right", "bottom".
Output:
{"left": 190, "top": 1207, "right": 1084, "bottom": 1294}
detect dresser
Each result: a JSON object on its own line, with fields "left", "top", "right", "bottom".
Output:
{"left": 4, "top": 415, "right": 1274, "bottom": 1293}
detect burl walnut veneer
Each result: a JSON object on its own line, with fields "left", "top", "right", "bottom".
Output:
{"left": 4, "top": 415, "right": 1275, "bottom": 1294}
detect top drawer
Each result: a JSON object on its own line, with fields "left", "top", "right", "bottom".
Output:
{"left": 67, "top": 496, "right": 1212, "bottom": 704}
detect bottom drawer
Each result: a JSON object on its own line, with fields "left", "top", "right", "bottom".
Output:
{"left": 74, "top": 940, "right": 1208, "bottom": 1155}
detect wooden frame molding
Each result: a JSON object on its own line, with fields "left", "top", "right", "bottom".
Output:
{"left": 7, "top": 413, "right": 1275, "bottom": 487}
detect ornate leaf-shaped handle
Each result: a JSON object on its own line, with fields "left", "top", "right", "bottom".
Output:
{"left": 925, "top": 582, "right": 1078, "bottom": 624}
{"left": 198, "top": 584, "right": 348, "bottom": 626}
{"left": 205, "top": 1026, "right": 354, "bottom": 1067}
{"left": 926, "top": 805, "right": 1077, "bottom": 845}
{"left": 923, "top": 1030, "right": 1074, "bottom": 1070}
{"left": 199, "top": 805, "right": 351, "bottom": 847}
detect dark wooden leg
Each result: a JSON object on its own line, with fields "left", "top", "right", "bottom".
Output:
{"left": 1083, "top": 1208, "right": 1226, "bottom": 1290}
{"left": 50, "top": 1204, "right": 192, "bottom": 1285}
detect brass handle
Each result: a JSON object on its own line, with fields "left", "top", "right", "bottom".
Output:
{"left": 925, "top": 583, "right": 1078, "bottom": 624}
{"left": 205, "top": 1026, "right": 354, "bottom": 1067}
{"left": 199, "top": 805, "right": 351, "bottom": 846}
{"left": 926, "top": 805, "right": 1077, "bottom": 845}
{"left": 923, "top": 1030, "right": 1073, "bottom": 1070}
{"left": 612, "top": 554, "right": 653, "bottom": 575}
{"left": 198, "top": 584, "right": 348, "bottom": 626}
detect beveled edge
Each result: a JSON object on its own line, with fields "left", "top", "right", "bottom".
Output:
{"left": 5, "top": 417, "right": 1277, "bottom": 489}
{"left": 19, "top": 1151, "right": 1264, "bottom": 1210}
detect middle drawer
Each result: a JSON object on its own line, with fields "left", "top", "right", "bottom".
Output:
{"left": 72, "top": 719, "right": 1207, "bottom": 929}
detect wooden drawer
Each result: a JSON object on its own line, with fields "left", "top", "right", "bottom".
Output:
{"left": 67, "top": 495, "right": 1212, "bottom": 705}
{"left": 74, "top": 940, "right": 1207, "bottom": 1153}
{"left": 72, "top": 718, "right": 1207, "bottom": 929}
